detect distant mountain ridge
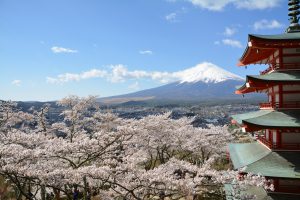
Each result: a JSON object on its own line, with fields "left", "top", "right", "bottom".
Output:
{"left": 99, "top": 63, "right": 255, "bottom": 104}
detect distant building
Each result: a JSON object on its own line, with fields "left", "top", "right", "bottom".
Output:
{"left": 227, "top": 1, "right": 300, "bottom": 199}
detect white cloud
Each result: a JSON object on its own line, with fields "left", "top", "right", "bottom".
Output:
{"left": 223, "top": 27, "right": 236, "bottom": 36}
{"left": 47, "top": 65, "right": 172, "bottom": 84}
{"left": 139, "top": 50, "right": 153, "bottom": 55}
{"left": 253, "top": 19, "right": 283, "bottom": 30}
{"left": 165, "top": 7, "right": 187, "bottom": 22}
{"left": 47, "top": 62, "right": 242, "bottom": 85}
{"left": 12, "top": 80, "right": 21, "bottom": 86}
{"left": 165, "top": 12, "right": 177, "bottom": 22}
{"left": 47, "top": 69, "right": 107, "bottom": 84}
{"left": 235, "top": 0, "right": 282, "bottom": 10}
{"left": 214, "top": 41, "right": 221, "bottom": 45}
{"left": 222, "top": 39, "right": 243, "bottom": 48}
{"left": 189, "top": 0, "right": 235, "bottom": 11}
{"left": 109, "top": 65, "right": 151, "bottom": 83}
{"left": 128, "top": 82, "right": 140, "bottom": 90}
{"left": 51, "top": 46, "right": 78, "bottom": 53}
{"left": 187, "top": 0, "right": 281, "bottom": 11}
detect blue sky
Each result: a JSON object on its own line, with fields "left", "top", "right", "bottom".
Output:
{"left": 0, "top": 0, "right": 289, "bottom": 101}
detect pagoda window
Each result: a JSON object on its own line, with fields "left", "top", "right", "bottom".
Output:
{"left": 282, "top": 56, "right": 300, "bottom": 64}
{"left": 282, "top": 48, "right": 300, "bottom": 54}
{"left": 282, "top": 132, "right": 300, "bottom": 143}
{"left": 282, "top": 93, "right": 300, "bottom": 101}
{"left": 278, "top": 84, "right": 300, "bottom": 108}
{"left": 282, "top": 84, "right": 300, "bottom": 91}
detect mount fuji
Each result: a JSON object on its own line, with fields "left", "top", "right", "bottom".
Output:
{"left": 99, "top": 63, "right": 253, "bottom": 104}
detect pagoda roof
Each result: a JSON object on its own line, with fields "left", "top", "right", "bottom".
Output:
{"left": 224, "top": 184, "right": 270, "bottom": 200}
{"left": 229, "top": 142, "right": 300, "bottom": 179}
{"left": 239, "top": 32, "right": 300, "bottom": 66}
{"left": 236, "top": 71, "right": 300, "bottom": 94}
{"left": 225, "top": 184, "right": 300, "bottom": 200}
{"left": 249, "top": 32, "right": 300, "bottom": 41}
{"left": 247, "top": 71, "right": 300, "bottom": 82}
{"left": 231, "top": 110, "right": 300, "bottom": 131}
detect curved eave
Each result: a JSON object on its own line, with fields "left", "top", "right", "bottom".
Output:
{"left": 238, "top": 47, "right": 275, "bottom": 66}
{"left": 243, "top": 120, "right": 300, "bottom": 131}
{"left": 232, "top": 110, "right": 300, "bottom": 132}
{"left": 235, "top": 71, "right": 300, "bottom": 94}
{"left": 238, "top": 33, "right": 300, "bottom": 66}
{"left": 250, "top": 32, "right": 300, "bottom": 41}
{"left": 229, "top": 143, "right": 300, "bottom": 178}
{"left": 235, "top": 83, "right": 267, "bottom": 94}
{"left": 231, "top": 110, "right": 272, "bottom": 125}
{"left": 248, "top": 71, "right": 300, "bottom": 82}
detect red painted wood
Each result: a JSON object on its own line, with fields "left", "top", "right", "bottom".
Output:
{"left": 279, "top": 84, "right": 283, "bottom": 108}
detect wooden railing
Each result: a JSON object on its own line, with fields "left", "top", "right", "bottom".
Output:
{"left": 259, "top": 102, "right": 273, "bottom": 109}
{"left": 258, "top": 136, "right": 273, "bottom": 148}
{"left": 260, "top": 66, "right": 274, "bottom": 75}
{"left": 258, "top": 136, "right": 300, "bottom": 150}
{"left": 259, "top": 102, "right": 300, "bottom": 109}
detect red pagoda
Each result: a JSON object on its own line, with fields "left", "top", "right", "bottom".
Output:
{"left": 227, "top": 0, "right": 300, "bottom": 199}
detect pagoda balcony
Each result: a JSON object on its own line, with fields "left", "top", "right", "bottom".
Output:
{"left": 260, "top": 63, "right": 300, "bottom": 75}
{"left": 259, "top": 102, "right": 274, "bottom": 109}
{"left": 259, "top": 102, "right": 300, "bottom": 109}
{"left": 258, "top": 136, "right": 300, "bottom": 150}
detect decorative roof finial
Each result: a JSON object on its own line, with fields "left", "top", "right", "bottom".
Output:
{"left": 286, "top": 0, "right": 300, "bottom": 32}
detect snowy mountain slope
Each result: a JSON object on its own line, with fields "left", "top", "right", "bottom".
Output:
{"left": 175, "top": 62, "right": 243, "bottom": 84}
{"left": 98, "top": 63, "right": 256, "bottom": 103}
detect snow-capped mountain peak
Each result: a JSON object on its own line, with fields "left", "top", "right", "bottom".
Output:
{"left": 177, "top": 62, "right": 243, "bottom": 84}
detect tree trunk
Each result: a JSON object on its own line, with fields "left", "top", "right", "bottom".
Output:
{"left": 83, "top": 176, "right": 90, "bottom": 200}
{"left": 53, "top": 188, "right": 60, "bottom": 200}
{"left": 41, "top": 185, "right": 46, "bottom": 200}
{"left": 14, "top": 187, "right": 22, "bottom": 200}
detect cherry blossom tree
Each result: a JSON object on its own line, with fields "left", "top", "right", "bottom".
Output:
{"left": 0, "top": 96, "right": 271, "bottom": 200}
{"left": 0, "top": 100, "right": 34, "bottom": 133}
